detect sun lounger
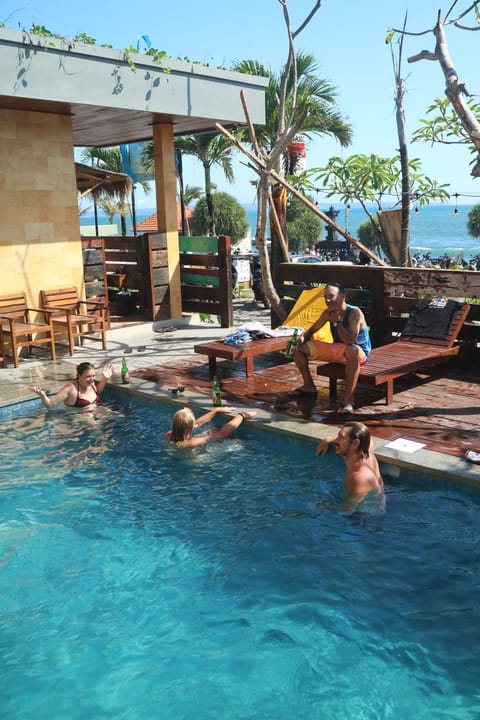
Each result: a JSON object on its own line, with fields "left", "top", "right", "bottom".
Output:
{"left": 316, "top": 300, "right": 470, "bottom": 405}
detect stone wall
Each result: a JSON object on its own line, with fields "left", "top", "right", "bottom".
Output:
{"left": 0, "top": 108, "right": 84, "bottom": 307}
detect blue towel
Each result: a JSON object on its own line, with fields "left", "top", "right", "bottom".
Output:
{"left": 223, "top": 330, "right": 253, "bottom": 345}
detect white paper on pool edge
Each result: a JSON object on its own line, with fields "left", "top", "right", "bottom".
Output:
{"left": 384, "top": 438, "right": 426, "bottom": 453}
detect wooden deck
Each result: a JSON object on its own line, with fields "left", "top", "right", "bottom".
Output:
{"left": 132, "top": 347, "right": 480, "bottom": 460}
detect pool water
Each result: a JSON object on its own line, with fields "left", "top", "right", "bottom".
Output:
{"left": 1, "top": 393, "right": 479, "bottom": 719}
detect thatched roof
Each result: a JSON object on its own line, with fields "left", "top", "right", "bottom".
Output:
{"left": 76, "top": 162, "right": 133, "bottom": 201}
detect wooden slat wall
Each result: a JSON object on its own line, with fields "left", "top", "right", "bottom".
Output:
{"left": 81, "top": 237, "right": 107, "bottom": 300}
{"left": 178, "top": 235, "right": 233, "bottom": 327}
{"left": 276, "top": 263, "right": 480, "bottom": 347}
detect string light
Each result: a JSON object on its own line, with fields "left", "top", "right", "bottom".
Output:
{"left": 415, "top": 206, "right": 419, "bottom": 215}
{"left": 310, "top": 187, "right": 480, "bottom": 204}
{"left": 454, "top": 192, "right": 459, "bottom": 217}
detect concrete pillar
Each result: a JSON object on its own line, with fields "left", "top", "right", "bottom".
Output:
{"left": 152, "top": 123, "right": 182, "bottom": 318}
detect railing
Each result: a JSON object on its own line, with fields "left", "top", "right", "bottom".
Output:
{"left": 276, "top": 263, "right": 480, "bottom": 347}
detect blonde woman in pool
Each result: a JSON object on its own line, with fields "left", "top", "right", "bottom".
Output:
{"left": 165, "top": 406, "right": 256, "bottom": 448}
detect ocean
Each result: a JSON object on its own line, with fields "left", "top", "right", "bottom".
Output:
{"left": 80, "top": 202, "right": 480, "bottom": 261}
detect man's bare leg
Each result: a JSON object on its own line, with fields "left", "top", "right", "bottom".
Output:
{"left": 342, "top": 344, "right": 361, "bottom": 409}
{"left": 291, "top": 343, "right": 317, "bottom": 393}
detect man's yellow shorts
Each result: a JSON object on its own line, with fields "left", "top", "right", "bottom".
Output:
{"left": 304, "top": 340, "right": 367, "bottom": 365}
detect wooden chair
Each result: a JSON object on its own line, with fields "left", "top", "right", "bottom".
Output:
{"left": 40, "top": 287, "right": 107, "bottom": 356}
{"left": 316, "top": 301, "right": 471, "bottom": 405}
{"left": 0, "top": 292, "right": 56, "bottom": 368}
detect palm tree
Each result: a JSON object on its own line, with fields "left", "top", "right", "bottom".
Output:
{"left": 81, "top": 146, "right": 151, "bottom": 234}
{"left": 172, "top": 134, "right": 234, "bottom": 235}
{"left": 96, "top": 198, "right": 130, "bottom": 235}
{"left": 231, "top": 50, "right": 352, "bottom": 315}
{"left": 233, "top": 53, "right": 352, "bottom": 155}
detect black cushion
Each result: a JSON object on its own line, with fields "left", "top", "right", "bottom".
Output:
{"left": 401, "top": 298, "right": 462, "bottom": 340}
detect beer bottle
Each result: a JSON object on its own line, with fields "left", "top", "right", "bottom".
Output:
{"left": 121, "top": 356, "right": 131, "bottom": 384}
{"left": 285, "top": 328, "right": 299, "bottom": 360}
{"left": 212, "top": 375, "right": 222, "bottom": 406}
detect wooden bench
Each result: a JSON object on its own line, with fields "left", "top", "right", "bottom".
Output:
{"left": 40, "top": 287, "right": 107, "bottom": 356}
{"left": 316, "top": 303, "right": 471, "bottom": 405}
{"left": 194, "top": 336, "right": 290, "bottom": 377}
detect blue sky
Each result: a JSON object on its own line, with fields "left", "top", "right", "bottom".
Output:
{"left": 4, "top": 0, "right": 480, "bottom": 208}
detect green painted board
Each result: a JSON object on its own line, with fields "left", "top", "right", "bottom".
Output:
{"left": 180, "top": 236, "right": 219, "bottom": 253}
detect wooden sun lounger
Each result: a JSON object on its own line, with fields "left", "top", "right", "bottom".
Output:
{"left": 316, "top": 302, "right": 470, "bottom": 405}
{"left": 194, "top": 336, "right": 290, "bottom": 377}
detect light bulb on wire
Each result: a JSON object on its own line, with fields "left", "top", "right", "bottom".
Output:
{"left": 454, "top": 192, "right": 459, "bottom": 217}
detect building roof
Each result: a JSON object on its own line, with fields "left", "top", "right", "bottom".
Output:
{"left": 137, "top": 207, "right": 193, "bottom": 233}
{"left": 0, "top": 28, "right": 267, "bottom": 147}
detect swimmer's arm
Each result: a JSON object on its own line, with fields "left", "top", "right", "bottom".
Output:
{"left": 96, "top": 363, "right": 113, "bottom": 393}
{"left": 194, "top": 406, "right": 237, "bottom": 428}
{"left": 29, "top": 383, "right": 73, "bottom": 408}
{"left": 315, "top": 435, "right": 337, "bottom": 456}
{"left": 183, "top": 411, "right": 256, "bottom": 446}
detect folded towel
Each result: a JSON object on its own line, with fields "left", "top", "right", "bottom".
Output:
{"left": 223, "top": 330, "right": 253, "bottom": 345}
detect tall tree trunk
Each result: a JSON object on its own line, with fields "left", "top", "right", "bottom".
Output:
{"left": 256, "top": 174, "right": 284, "bottom": 322}
{"left": 204, "top": 163, "right": 215, "bottom": 235}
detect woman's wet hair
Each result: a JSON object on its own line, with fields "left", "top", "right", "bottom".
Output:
{"left": 171, "top": 407, "right": 196, "bottom": 443}
{"left": 344, "top": 421, "right": 370, "bottom": 457}
{"left": 76, "top": 362, "right": 95, "bottom": 377}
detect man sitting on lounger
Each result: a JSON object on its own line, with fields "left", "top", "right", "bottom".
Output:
{"left": 289, "top": 282, "right": 371, "bottom": 414}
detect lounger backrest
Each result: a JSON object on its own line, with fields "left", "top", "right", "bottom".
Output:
{"left": 401, "top": 299, "right": 470, "bottom": 348}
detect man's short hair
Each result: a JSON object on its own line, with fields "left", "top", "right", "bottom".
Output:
{"left": 325, "top": 281, "right": 345, "bottom": 294}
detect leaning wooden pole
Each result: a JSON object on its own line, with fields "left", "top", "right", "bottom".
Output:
{"left": 216, "top": 122, "right": 387, "bottom": 267}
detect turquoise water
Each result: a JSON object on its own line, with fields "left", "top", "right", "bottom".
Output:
{"left": 2, "top": 394, "right": 480, "bottom": 719}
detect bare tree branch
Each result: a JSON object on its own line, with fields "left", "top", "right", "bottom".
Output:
{"left": 293, "top": 0, "right": 322, "bottom": 37}
{"left": 404, "top": 5, "right": 480, "bottom": 177}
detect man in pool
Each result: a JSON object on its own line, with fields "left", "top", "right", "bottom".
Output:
{"left": 289, "top": 282, "right": 371, "bottom": 414}
{"left": 30, "top": 361, "right": 113, "bottom": 409}
{"left": 165, "top": 406, "right": 256, "bottom": 447}
{"left": 316, "top": 421, "right": 384, "bottom": 511}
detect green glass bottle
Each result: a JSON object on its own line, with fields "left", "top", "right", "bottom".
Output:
{"left": 212, "top": 375, "right": 222, "bottom": 406}
{"left": 285, "top": 328, "right": 298, "bottom": 360}
{"left": 121, "top": 356, "right": 130, "bottom": 384}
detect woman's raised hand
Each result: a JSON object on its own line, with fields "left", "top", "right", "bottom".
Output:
{"left": 102, "top": 363, "right": 114, "bottom": 379}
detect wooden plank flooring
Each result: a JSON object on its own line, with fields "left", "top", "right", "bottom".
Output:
{"left": 132, "top": 349, "right": 480, "bottom": 460}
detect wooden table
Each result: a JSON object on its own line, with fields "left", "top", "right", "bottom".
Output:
{"left": 194, "top": 336, "right": 291, "bottom": 377}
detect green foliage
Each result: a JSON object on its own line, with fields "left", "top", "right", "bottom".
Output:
{"left": 467, "top": 203, "right": 480, "bottom": 238}
{"left": 30, "top": 24, "right": 54, "bottom": 37}
{"left": 232, "top": 54, "right": 353, "bottom": 153}
{"left": 357, "top": 218, "right": 383, "bottom": 255}
{"left": 285, "top": 195, "right": 323, "bottom": 253}
{"left": 303, "top": 153, "right": 450, "bottom": 212}
{"left": 190, "top": 192, "right": 249, "bottom": 243}
{"left": 74, "top": 33, "right": 96, "bottom": 45}
{"left": 412, "top": 97, "right": 480, "bottom": 173}
{"left": 413, "top": 97, "right": 480, "bottom": 146}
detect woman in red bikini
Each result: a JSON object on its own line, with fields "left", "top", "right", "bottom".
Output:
{"left": 30, "top": 362, "right": 113, "bottom": 410}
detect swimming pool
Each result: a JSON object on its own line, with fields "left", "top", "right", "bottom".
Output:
{"left": 1, "top": 392, "right": 479, "bottom": 719}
